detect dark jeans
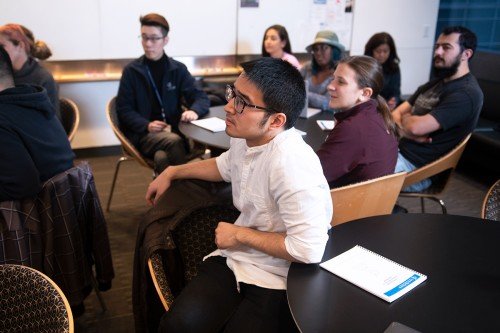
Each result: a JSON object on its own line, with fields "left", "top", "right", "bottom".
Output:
{"left": 139, "top": 131, "right": 187, "bottom": 173}
{"left": 158, "top": 256, "right": 298, "bottom": 333}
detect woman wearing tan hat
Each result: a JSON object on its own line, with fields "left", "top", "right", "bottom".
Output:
{"left": 300, "top": 30, "right": 344, "bottom": 111}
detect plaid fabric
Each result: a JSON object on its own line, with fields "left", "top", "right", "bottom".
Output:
{"left": 0, "top": 161, "right": 114, "bottom": 306}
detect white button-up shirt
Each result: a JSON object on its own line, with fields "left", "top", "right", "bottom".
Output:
{"left": 208, "top": 128, "right": 332, "bottom": 290}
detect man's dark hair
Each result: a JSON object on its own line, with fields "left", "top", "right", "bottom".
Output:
{"left": 441, "top": 26, "right": 477, "bottom": 59}
{"left": 140, "top": 13, "right": 170, "bottom": 36}
{"left": 240, "top": 58, "right": 305, "bottom": 130}
{"left": 0, "top": 46, "right": 15, "bottom": 87}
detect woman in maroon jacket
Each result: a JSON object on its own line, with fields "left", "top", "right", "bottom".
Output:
{"left": 316, "top": 55, "right": 398, "bottom": 188}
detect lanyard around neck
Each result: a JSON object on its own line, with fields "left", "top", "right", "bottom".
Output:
{"left": 146, "top": 66, "right": 167, "bottom": 122}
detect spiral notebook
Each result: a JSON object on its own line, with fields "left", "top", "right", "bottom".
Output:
{"left": 320, "top": 245, "right": 427, "bottom": 303}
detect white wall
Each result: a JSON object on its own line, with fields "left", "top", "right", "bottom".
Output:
{"left": 350, "top": 0, "right": 440, "bottom": 95}
{"left": 0, "top": 0, "right": 237, "bottom": 59}
{"left": 1, "top": 0, "right": 440, "bottom": 148}
{"left": 59, "top": 82, "right": 119, "bottom": 149}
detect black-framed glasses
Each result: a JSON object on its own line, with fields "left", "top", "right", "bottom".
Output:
{"left": 139, "top": 35, "right": 164, "bottom": 43}
{"left": 225, "top": 85, "right": 272, "bottom": 114}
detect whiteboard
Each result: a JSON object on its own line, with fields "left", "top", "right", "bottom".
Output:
{"left": 237, "top": 0, "right": 354, "bottom": 55}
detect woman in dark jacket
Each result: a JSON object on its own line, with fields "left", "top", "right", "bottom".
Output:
{"left": 0, "top": 24, "right": 60, "bottom": 119}
{"left": 364, "top": 32, "right": 401, "bottom": 110}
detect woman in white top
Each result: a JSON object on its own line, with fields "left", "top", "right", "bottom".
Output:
{"left": 261, "top": 25, "right": 301, "bottom": 69}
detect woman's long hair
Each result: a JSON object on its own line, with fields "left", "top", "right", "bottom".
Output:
{"left": 339, "top": 55, "right": 398, "bottom": 138}
{"left": 261, "top": 24, "right": 292, "bottom": 57}
{"left": 364, "top": 32, "right": 399, "bottom": 74}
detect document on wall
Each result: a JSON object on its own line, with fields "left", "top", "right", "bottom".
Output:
{"left": 320, "top": 245, "right": 427, "bottom": 303}
{"left": 317, "top": 120, "right": 335, "bottom": 131}
{"left": 191, "top": 117, "right": 226, "bottom": 132}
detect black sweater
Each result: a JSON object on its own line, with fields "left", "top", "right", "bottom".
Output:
{"left": 0, "top": 85, "right": 74, "bottom": 201}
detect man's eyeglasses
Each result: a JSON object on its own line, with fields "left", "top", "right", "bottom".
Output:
{"left": 140, "top": 35, "right": 164, "bottom": 43}
{"left": 225, "top": 85, "right": 273, "bottom": 114}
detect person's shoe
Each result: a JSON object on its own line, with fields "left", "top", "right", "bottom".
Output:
{"left": 392, "top": 204, "right": 408, "bottom": 214}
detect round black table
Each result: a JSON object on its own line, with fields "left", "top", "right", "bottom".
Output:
{"left": 179, "top": 105, "right": 334, "bottom": 151}
{"left": 287, "top": 214, "right": 500, "bottom": 333}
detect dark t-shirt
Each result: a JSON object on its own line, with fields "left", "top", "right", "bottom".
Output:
{"left": 399, "top": 73, "right": 483, "bottom": 167}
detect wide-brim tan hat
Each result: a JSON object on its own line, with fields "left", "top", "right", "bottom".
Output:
{"left": 306, "top": 30, "right": 345, "bottom": 52}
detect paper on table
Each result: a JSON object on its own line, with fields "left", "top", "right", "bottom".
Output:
{"left": 320, "top": 245, "right": 427, "bottom": 303}
{"left": 317, "top": 120, "right": 335, "bottom": 131}
{"left": 191, "top": 117, "right": 226, "bottom": 132}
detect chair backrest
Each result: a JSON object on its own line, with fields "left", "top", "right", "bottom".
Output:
{"left": 59, "top": 97, "right": 80, "bottom": 142}
{"left": 106, "top": 97, "right": 152, "bottom": 168}
{"left": 402, "top": 134, "right": 472, "bottom": 190}
{"left": 0, "top": 264, "right": 74, "bottom": 333}
{"left": 330, "top": 172, "right": 407, "bottom": 226}
{"left": 148, "top": 251, "right": 175, "bottom": 311}
{"left": 482, "top": 179, "right": 500, "bottom": 221}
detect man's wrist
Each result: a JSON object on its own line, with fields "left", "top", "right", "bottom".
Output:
{"left": 234, "top": 225, "right": 246, "bottom": 245}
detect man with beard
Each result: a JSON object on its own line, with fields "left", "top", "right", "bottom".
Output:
{"left": 392, "top": 26, "right": 483, "bottom": 191}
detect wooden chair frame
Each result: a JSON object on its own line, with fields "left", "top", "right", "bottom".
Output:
{"left": 0, "top": 264, "right": 74, "bottom": 333}
{"left": 330, "top": 172, "right": 407, "bottom": 227}
{"left": 482, "top": 179, "right": 500, "bottom": 220}
{"left": 147, "top": 251, "right": 174, "bottom": 312}
{"left": 399, "top": 134, "right": 471, "bottom": 214}
{"left": 105, "top": 97, "right": 154, "bottom": 211}
{"left": 59, "top": 97, "right": 80, "bottom": 143}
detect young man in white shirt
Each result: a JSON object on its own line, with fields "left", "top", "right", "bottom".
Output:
{"left": 147, "top": 57, "right": 332, "bottom": 332}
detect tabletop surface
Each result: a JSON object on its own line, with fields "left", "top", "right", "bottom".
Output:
{"left": 287, "top": 213, "right": 500, "bottom": 333}
{"left": 179, "top": 105, "right": 334, "bottom": 151}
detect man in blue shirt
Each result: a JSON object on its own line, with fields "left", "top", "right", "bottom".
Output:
{"left": 116, "top": 13, "right": 209, "bottom": 173}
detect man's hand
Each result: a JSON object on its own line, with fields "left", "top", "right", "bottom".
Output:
{"left": 181, "top": 110, "right": 199, "bottom": 122}
{"left": 148, "top": 120, "right": 168, "bottom": 133}
{"left": 145, "top": 169, "right": 172, "bottom": 206}
{"left": 215, "top": 222, "right": 241, "bottom": 249}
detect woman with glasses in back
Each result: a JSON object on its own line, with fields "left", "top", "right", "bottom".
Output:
{"left": 364, "top": 32, "right": 401, "bottom": 110}
{"left": 261, "top": 24, "right": 301, "bottom": 69}
{"left": 0, "top": 24, "right": 59, "bottom": 119}
{"left": 301, "top": 30, "right": 345, "bottom": 112}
